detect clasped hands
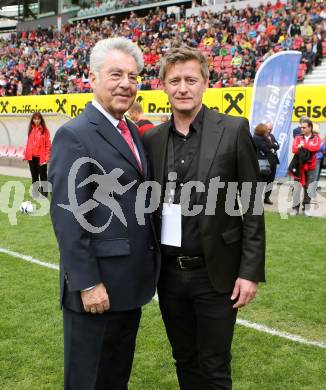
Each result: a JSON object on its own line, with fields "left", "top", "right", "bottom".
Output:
{"left": 81, "top": 282, "right": 110, "bottom": 314}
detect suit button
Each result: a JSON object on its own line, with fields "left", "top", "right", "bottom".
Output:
{"left": 149, "top": 245, "right": 154, "bottom": 250}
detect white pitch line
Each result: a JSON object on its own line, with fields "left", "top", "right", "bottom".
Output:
{"left": 2, "top": 247, "right": 325, "bottom": 349}
{"left": 236, "top": 319, "right": 326, "bottom": 349}
{"left": 0, "top": 247, "right": 59, "bottom": 270}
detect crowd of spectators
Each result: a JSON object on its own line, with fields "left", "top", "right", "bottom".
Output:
{"left": 0, "top": 0, "right": 325, "bottom": 96}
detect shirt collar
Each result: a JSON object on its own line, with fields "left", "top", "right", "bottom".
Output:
{"left": 92, "top": 98, "right": 124, "bottom": 129}
{"left": 170, "top": 105, "right": 205, "bottom": 136}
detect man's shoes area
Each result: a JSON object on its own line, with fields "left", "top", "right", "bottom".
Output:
{"left": 290, "top": 208, "right": 313, "bottom": 217}
{"left": 264, "top": 198, "right": 273, "bottom": 205}
{"left": 290, "top": 209, "right": 298, "bottom": 216}
{"left": 303, "top": 209, "right": 312, "bottom": 217}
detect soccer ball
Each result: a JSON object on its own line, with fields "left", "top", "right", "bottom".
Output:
{"left": 20, "top": 201, "right": 34, "bottom": 214}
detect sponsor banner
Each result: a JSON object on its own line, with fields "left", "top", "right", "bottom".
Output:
{"left": 136, "top": 87, "right": 249, "bottom": 117}
{"left": 249, "top": 51, "right": 302, "bottom": 177}
{"left": 292, "top": 86, "right": 326, "bottom": 121}
{"left": 0, "top": 85, "right": 325, "bottom": 121}
{"left": 0, "top": 94, "right": 92, "bottom": 117}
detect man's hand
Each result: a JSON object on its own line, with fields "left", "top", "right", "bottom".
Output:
{"left": 81, "top": 282, "right": 110, "bottom": 314}
{"left": 231, "top": 278, "right": 258, "bottom": 309}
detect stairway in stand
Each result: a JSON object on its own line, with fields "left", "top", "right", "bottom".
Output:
{"left": 302, "top": 58, "right": 326, "bottom": 85}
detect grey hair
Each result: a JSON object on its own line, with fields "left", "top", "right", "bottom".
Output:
{"left": 299, "top": 115, "right": 309, "bottom": 124}
{"left": 90, "top": 37, "right": 144, "bottom": 74}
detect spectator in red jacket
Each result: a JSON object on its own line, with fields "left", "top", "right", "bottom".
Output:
{"left": 24, "top": 112, "right": 51, "bottom": 198}
{"left": 128, "top": 102, "right": 154, "bottom": 136}
{"left": 290, "top": 118, "right": 321, "bottom": 216}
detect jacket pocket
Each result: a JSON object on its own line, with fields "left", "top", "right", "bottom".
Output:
{"left": 222, "top": 226, "right": 242, "bottom": 245}
{"left": 91, "top": 238, "right": 130, "bottom": 258}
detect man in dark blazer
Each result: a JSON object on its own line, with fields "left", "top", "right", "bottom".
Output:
{"left": 143, "top": 46, "right": 265, "bottom": 389}
{"left": 49, "top": 37, "right": 159, "bottom": 390}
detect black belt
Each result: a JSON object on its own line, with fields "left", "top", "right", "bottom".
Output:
{"left": 165, "top": 255, "right": 205, "bottom": 270}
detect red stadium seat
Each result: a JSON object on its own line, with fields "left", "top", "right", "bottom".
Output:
{"left": 213, "top": 56, "right": 222, "bottom": 64}
{"left": 223, "top": 59, "right": 232, "bottom": 68}
{"left": 0, "top": 145, "right": 9, "bottom": 157}
{"left": 214, "top": 65, "right": 221, "bottom": 72}
{"left": 322, "top": 41, "right": 326, "bottom": 56}
{"left": 15, "top": 146, "right": 25, "bottom": 159}
{"left": 213, "top": 80, "right": 222, "bottom": 88}
{"left": 223, "top": 55, "right": 232, "bottom": 62}
{"left": 297, "top": 68, "right": 305, "bottom": 81}
{"left": 299, "top": 63, "right": 307, "bottom": 73}
{"left": 7, "top": 146, "right": 16, "bottom": 157}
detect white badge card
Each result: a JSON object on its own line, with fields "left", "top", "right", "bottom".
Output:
{"left": 161, "top": 203, "right": 182, "bottom": 247}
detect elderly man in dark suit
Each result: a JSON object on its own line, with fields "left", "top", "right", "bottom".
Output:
{"left": 143, "top": 46, "right": 265, "bottom": 390}
{"left": 49, "top": 37, "right": 159, "bottom": 390}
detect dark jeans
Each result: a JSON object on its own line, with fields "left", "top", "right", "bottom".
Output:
{"left": 158, "top": 260, "right": 237, "bottom": 390}
{"left": 63, "top": 307, "right": 141, "bottom": 390}
{"left": 263, "top": 163, "right": 277, "bottom": 201}
{"left": 28, "top": 156, "right": 48, "bottom": 196}
{"left": 292, "top": 169, "right": 316, "bottom": 209}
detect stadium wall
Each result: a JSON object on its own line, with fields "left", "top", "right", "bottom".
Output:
{"left": 0, "top": 85, "right": 325, "bottom": 149}
{"left": 0, "top": 86, "right": 325, "bottom": 177}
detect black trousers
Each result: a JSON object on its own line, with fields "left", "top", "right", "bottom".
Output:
{"left": 263, "top": 163, "right": 277, "bottom": 201}
{"left": 28, "top": 157, "right": 48, "bottom": 196}
{"left": 158, "top": 261, "right": 237, "bottom": 390}
{"left": 63, "top": 307, "right": 141, "bottom": 390}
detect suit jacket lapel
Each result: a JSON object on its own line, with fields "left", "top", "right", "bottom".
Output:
{"left": 152, "top": 122, "right": 170, "bottom": 188}
{"left": 197, "top": 109, "right": 225, "bottom": 202}
{"left": 85, "top": 104, "right": 143, "bottom": 176}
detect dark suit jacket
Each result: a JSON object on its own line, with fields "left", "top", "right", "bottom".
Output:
{"left": 143, "top": 108, "right": 265, "bottom": 293}
{"left": 253, "top": 133, "right": 279, "bottom": 166}
{"left": 49, "top": 103, "right": 160, "bottom": 312}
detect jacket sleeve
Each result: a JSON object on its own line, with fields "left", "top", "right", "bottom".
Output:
{"left": 253, "top": 135, "right": 272, "bottom": 156}
{"left": 48, "top": 125, "right": 101, "bottom": 292}
{"left": 271, "top": 135, "right": 280, "bottom": 151}
{"left": 305, "top": 136, "right": 321, "bottom": 153}
{"left": 44, "top": 129, "right": 51, "bottom": 162}
{"left": 292, "top": 135, "right": 300, "bottom": 154}
{"left": 237, "top": 119, "right": 266, "bottom": 283}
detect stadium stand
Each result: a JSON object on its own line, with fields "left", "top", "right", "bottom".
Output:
{"left": 0, "top": 0, "right": 325, "bottom": 95}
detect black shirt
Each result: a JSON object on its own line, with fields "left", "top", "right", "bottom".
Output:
{"left": 162, "top": 106, "right": 205, "bottom": 257}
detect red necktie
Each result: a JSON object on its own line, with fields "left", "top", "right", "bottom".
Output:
{"left": 117, "top": 120, "right": 143, "bottom": 172}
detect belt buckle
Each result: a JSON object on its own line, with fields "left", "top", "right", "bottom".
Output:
{"left": 177, "top": 256, "right": 188, "bottom": 269}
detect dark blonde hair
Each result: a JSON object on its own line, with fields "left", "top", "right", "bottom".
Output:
{"left": 159, "top": 45, "right": 209, "bottom": 81}
{"left": 254, "top": 123, "right": 268, "bottom": 136}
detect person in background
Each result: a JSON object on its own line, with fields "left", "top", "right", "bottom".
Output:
{"left": 264, "top": 122, "right": 280, "bottom": 204}
{"left": 311, "top": 124, "right": 325, "bottom": 200}
{"left": 290, "top": 118, "right": 321, "bottom": 216}
{"left": 252, "top": 123, "right": 277, "bottom": 204}
{"left": 23, "top": 112, "right": 51, "bottom": 198}
{"left": 128, "top": 101, "right": 154, "bottom": 136}
{"left": 292, "top": 116, "right": 308, "bottom": 138}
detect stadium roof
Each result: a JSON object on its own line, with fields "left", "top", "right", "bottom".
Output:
{"left": 0, "top": 0, "right": 36, "bottom": 22}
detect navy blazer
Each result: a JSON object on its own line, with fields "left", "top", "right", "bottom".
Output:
{"left": 49, "top": 103, "right": 160, "bottom": 312}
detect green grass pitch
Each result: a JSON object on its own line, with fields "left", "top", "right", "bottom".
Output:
{"left": 0, "top": 175, "right": 325, "bottom": 389}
